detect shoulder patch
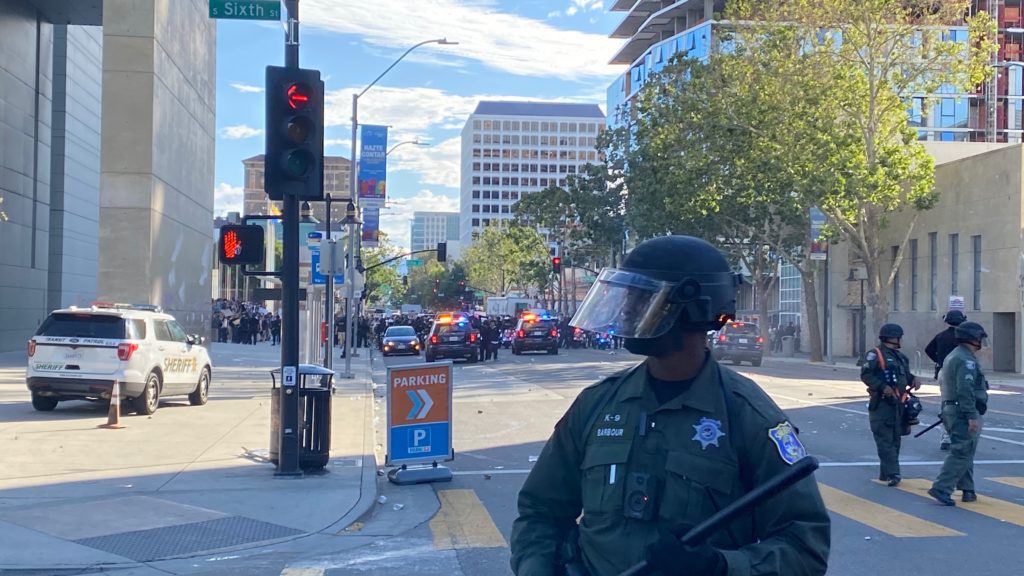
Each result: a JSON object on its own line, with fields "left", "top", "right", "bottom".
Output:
{"left": 866, "top": 351, "right": 876, "bottom": 361}
{"left": 768, "top": 421, "right": 807, "bottom": 465}
{"left": 966, "top": 360, "right": 976, "bottom": 370}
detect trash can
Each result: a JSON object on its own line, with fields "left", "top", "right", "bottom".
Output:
{"left": 781, "top": 335, "right": 795, "bottom": 357}
{"left": 270, "top": 364, "right": 335, "bottom": 470}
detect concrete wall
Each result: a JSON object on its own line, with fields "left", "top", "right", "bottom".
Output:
{"left": 0, "top": 0, "right": 54, "bottom": 351}
{"left": 831, "top": 143, "right": 1024, "bottom": 372}
{"left": 48, "top": 24, "right": 103, "bottom": 312}
{"left": 98, "top": 0, "right": 216, "bottom": 335}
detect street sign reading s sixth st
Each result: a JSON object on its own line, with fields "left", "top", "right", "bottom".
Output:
{"left": 386, "top": 362, "right": 454, "bottom": 466}
{"left": 209, "top": 0, "right": 281, "bottom": 20}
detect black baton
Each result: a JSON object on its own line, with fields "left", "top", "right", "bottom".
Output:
{"left": 914, "top": 418, "right": 944, "bottom": 438}
{"left": 618, "top": 455, "right": 820, "bottom": 576}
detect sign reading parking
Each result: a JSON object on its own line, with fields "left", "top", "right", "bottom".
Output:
{"left": 386, "top": 362, "right": 453, "bottom": 466}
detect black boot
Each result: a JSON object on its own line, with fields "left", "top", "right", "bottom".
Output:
{"left": 962, "top": 490, "right": 977, "bottom": 503}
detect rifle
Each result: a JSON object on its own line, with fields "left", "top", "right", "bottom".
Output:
{"left": 618, "top": 456, "right": 820, "bottom": 576}
{"left": 914, "top": 418, "right": 944, "bottom": 438}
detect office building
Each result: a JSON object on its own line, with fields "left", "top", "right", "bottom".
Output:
{"left": 242, "top": 155, "right": 352, "bottom": 228}
{"left": 459, "top": 101, "right": 606, "bottom": 248}
{"left": 0, "top": 0, "right": 216, "bottom": 352}
{"left": 411, "top": 211, "right": 459, "bottom": 255}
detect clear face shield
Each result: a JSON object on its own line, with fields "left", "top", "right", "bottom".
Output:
{"left": 569, "top": 269, "right": 686, "bottom": 339}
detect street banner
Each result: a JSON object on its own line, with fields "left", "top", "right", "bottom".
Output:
{"left": 948, "top": 295, "right": 965, "bottom": 312}
{"left": 386, "top": 362, "right": 454, "bottom": 466}
{"left": 362, "top": 206, "right": 380, "bottom": 248}
{"left": 809, "top": 207, "right": 828, "bottom": 261}
{"left": 358, "top": 124, "right": 388, "bottom": 206}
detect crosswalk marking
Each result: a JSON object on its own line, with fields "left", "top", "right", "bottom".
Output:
{"left": 898, "top": 478, "right": 1024, "bottom": 527}
{"left": 988, "top": 477, "right": 1024, "bottom": 490}
{"left": 280, "top": 569, "right": 324, "bottom": 576}
{"left": 430, "top": 489, "right": 508, "bottom": 550}
{"left": 818, "top": 483, "right": 962, "bottom": 537}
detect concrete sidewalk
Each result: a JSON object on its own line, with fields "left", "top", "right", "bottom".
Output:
{"left": 0, "top": 342, "right": 378, "bottom": 572}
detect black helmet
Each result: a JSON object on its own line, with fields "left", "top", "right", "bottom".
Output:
{"left": 619, "top": 235, "right": 740, "bottom": 332}
{"left": 879, "top": 323, "right": 904, "bottom": 341}
{"left": 903, "top": 393, "right": 923, "bottom": 424}
{"left": 943, "top": 310, "right": 967, "bottom": 326}
{"left": 955, "top": 321, "right": 988, "bottom": 345}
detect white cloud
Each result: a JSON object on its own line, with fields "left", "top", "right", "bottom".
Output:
{"left": 214, "top": 182, "right": 244, "bottom": 216}
{"left": 547, "top": 10, "right": 562, "bottom": 18}
{"left": 220, "top": 125, "right": 263, "bottom": 139}
{"left": 230, "top": 82, "right": 264, "bottom": 94}
{"left": 302, "top": 0, "right": 622, "bottom": 80}
{"left": 379, "top": 189, "right": 459, "bottom": 251}
{"left": 566, "top": 6, "right": 579, "bottom": 16}
{"left": 388, "top": 137, "right": 461, "bottom": 188}
{"left": 571, "top": 0, "right": 605, "bottom": 11}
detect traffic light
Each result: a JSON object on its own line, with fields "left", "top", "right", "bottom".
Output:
{"left": 265, "top": 66, "right": 324, "bottom": 200}
{"left": 402, "top": 275, "right": 408, "bottom": 287}
{"left": 433, "top": 278, "right": 440, "bottom": 294}
{"left": 219, "top": 225, "right": 265, "bottom": 265}
{"left": 437, "top": 242, "right": 447, "bottom": 263}
{"left": 552, "top": 256, "right": 562, "bottom": 274}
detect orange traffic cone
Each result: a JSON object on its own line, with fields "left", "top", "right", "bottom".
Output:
{"left": 98, "top": 380, "right": 126, "bottom": 429}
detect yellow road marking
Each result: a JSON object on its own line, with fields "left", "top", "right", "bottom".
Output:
{"left": 430, "top": 489, "right": 508, "bottom": 550}
{"left": 899, "top": 478, "right": 1024, "bottom": 527}
{"left": 818, "top": 483, "right": 961, "bottom": 537}
{"left": 280, "top": 569, "right": 324, "bottom": 576}
{"left": 989, "top": 477, "right": 1024, "bottom": 490}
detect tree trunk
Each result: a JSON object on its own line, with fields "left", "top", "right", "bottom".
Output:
{"left": 800, "top": 268, "right": 824, "bottom": 362}
{"left": 759, "top": 275, "right": 777, "bottom": 356}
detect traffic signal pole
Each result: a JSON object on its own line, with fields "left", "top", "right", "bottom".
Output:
{"left": 277, "top": 0, "right": 302, "bottom": 477}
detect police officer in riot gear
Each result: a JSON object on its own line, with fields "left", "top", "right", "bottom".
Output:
{"left": 929, "top": 321, "right": 990, "bottom": 506}
{"left": 925, "top": 310, "right": 967, "bottom": 451}
{"left": 861, "top": 323, "right": 921, "bottom": 487}
{"left": 509, "top": 236, "right": 830, "bottom": 576}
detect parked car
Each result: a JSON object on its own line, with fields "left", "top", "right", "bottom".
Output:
{"left": 26, "top": 302, "right": 212, "bottom": 414}
{"left": 711, "top": 321, "right": 764, "bottom": 366}
{"left": 424, "top": 313, "right": 479, "bottom": 363}
{"left": 381, "top": 325, "right": 422, "bottom": 357}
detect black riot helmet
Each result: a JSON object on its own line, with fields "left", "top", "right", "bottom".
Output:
{"left": 943, "top": 310, "right": 967, "bottom": 326}
{"left": 955, "top": 321, "right": 988, "bottom": 347}
{"left": 878, "top": 323, "right": 903, "bottom": 345}
{"left": 570, "top": 236, "right": 741, "bottom": 356}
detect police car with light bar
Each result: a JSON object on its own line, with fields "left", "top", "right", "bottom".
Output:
{"left": 511, "top": 312, "right": 559, "bottom": 355}
{"left": 26, "top": 302, "right": 213, "bottom": 415}
{"left": 424, "top": 313, "right": 479, "bottom": 363}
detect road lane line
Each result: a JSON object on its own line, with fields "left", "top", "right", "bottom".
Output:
{"left": 898, "top": 478, "right": 1024, "bottom": 526}
{"left": 452, "top": 469, "right": 533, "bottom": 475}
{"left": 989, "top": 477, "right": 1024, "bottom": 489}
{"left": 430, "top": 489, "right": 508, "bottom": 550}
{"left": 280, "top": 569, "right": 324, "bottom": 576}
{"left": 981, "top": 434, "right": 1024, "bottom": 448}
{"left": 985, "top": 427, "right": 1024, "bottom": 434}
{"left": 818, "top": 483, "right": 961, "bottom": 537}
{"left": 448, "top": 461, "right": 1024, "bottom": 477}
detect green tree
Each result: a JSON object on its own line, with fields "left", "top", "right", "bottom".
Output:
{"left": 403, "top": 256, "right": 470, "bottom": 310}
{"left": 460, "top": 226, "right": 551, "bottom": 296}
{"left": 727, "top": 0, "right": 996, "bottom": 332}
{"left": 361, "top": 233, "right": 405, "bottom": 306}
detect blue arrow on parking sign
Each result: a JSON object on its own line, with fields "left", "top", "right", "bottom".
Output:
{"left": 406, "top": 389, "right": 433, "bottom": 420}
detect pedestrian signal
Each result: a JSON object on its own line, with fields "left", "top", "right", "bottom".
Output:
{"left": 219, "top": 225, "right": 265, "bottom": 265}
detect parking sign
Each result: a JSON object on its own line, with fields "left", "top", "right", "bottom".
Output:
{"left": 386, "top": 362, "right": 453, "bottom": 466}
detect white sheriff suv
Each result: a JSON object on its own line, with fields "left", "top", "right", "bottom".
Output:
{"left": 26, "top": 302, "right": 212, "bottom": 415}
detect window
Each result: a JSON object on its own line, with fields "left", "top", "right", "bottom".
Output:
{"left": 501, "top": 205, "right": 510, "bottom": 214}
{"left": 472, "top": 218, "right": 479, "bottom": 227}
{"left": 472, "top": 162, "right": 480, "bottom": 171}
{"left": 929, "top": 232, "right": 937, "bottom": 310}
{"left": 910, "top": 239, "right": 919, "bottom": 310}
{"left": 473, "top": 120, "right": 481, "bottom": 130}
{"left": 472, "top": 190, "right": 480, "bottom": 199}
{"left": 972, "top": 235, "right": 982, "bottom": 310}
{"left": 891, "top": 246, "right": 900, "bottom": 311}
{"left": 472, "top": 204, "right": 479, "bottom": 213}
{"left": 949, "top": 233, "right": 959, "bottom": 295}
{"left": 155, "top": 321, "right": 174, "bottom": 342}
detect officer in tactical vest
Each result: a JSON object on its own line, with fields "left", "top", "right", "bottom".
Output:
{"left": 925, "top": 310, "right": 967, "bottom": 451}
{"left": 509, "top": 236, "right": 830, "bottom": 576}
{"left": 861, "top": 323, "right": 920, "bottom": 487}
{"left": 929, "top": 321, "right": 990, "bottom": 506}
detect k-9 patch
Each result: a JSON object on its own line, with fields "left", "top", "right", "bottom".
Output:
{"left": 768, "top": 421, "right": 806, "bottom": 465}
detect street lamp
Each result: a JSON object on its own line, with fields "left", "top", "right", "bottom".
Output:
{"left": 339, "top": 201, "right": 361, "bottom": 373}
{"left": 387, "top": 138, "right": 428, "bottom": 157}
{"left": 343, "top": 37, "right": 458, "bottom": 378}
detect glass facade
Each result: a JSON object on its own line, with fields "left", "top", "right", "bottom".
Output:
{"left": 777, "top": 263, "right": 802, "bottom": 330}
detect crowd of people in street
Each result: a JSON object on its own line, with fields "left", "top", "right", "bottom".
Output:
{"left": 211, "top": 299, "right": 281, "bottom": 345}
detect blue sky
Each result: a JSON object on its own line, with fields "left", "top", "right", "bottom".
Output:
{"left": 214, "top": 0, "right": 626, "bottom": 250}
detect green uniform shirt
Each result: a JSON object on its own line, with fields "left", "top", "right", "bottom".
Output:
{"left": 939, "top": 345, "right": 989, "bottom": 420}
{"left": 510, "top": 356, "right": 830, "bottom": 576}
{"left": 860, "top": 345, "right": 915, "bottom": 399}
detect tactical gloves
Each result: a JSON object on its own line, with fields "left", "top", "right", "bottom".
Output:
{"left": 644, "top": 526, "right": 726, "bottom": 576}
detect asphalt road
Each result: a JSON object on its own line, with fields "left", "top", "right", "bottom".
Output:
{"left": 276, "top": 346, "right": 1024, "bottom": 576}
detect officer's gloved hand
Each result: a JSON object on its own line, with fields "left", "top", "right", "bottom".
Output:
{"left": 644, "top": 526, "right": 726, "bottom": 576}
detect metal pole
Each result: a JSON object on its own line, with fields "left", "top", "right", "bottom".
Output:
{"left": 324, "top": 195, "right": 334, "bottom": 375}
{"left": 343, "top": 93, "right": 358, "bottom": 379}
{"left": 825, "top": 251, "right": 834, "bottom": 365}
{"left": 276, "top": 0, "right": 302, "bottom": 477}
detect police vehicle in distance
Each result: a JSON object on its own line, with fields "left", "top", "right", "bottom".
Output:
{"left": 381, "top": 325, "right": 422, "bottom": 357}
{"left": 710, "top": 320, "right": 764, "bottom": 366}
{"left": 424, "top": 313, "right": 479, "bottom": 363}
{"left": 511, "top": 312, "right": 559, "bottom": 356}
{"left": 26, "top": 302, "right": 213, "bottom": 415}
